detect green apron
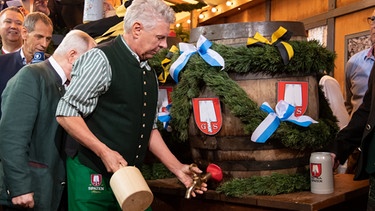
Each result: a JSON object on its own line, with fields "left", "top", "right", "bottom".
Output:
{"left": 67, "top": 157, "right": 152, "bottom": 211}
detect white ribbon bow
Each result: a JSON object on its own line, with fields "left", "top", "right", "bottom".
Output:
{"left": 157, "top": 104, "right": 172, "bottom": 129}
{"left": 169, "top": 35, "right": 225, "bottom": 83}
{"left": 251, "top": 100, "right": 318, "bottom": 143}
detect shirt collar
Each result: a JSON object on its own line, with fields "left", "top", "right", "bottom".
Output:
{"left": 120, "top": 36, "right": 151, "bottom": 71}
{"left": 19, "top": 48, "right": 26, "bottom": 65}
{"left": 365, "top": 46, "right": 375, "bottom": 60}
{"left": 49, "top": 56, "right": 67, "bottom": 85}
{"left": 2, "top": 47, "right": 10, "bottom": 54}
{"left": 2, "top": 46, "right": 21, "bottom": 54}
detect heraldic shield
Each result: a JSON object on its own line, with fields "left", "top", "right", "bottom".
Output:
{"left": 192, "top": 98, "right": 222, "bottom": 135}
{"left": 310, "top": 163, "right": 322, "bottom": 178}
{"left": 277, "top": 81, "right": 309, "bottom": 117}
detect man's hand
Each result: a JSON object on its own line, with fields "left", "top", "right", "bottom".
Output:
{"left": 176, "top": 164, "right": 208, "bottom": 197}
{"left": 99, "top": 148, "right": 128, "bottom": 173}
{"left": 12, "top": 192, "right": 34, "bottom": 208}
{"left": 34, "top": 0, "right": 50, "bottom": 16}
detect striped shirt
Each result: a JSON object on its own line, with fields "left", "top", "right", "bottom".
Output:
{"left": 55, "top": 47, "right": 112, "bottom": 117}
{"left": 56, "top": 36, "right": 158, "bottom": 128}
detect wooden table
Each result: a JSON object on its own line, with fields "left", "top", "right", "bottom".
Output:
{"left": 147, "top": 174, "right": 369, "bottom": 211}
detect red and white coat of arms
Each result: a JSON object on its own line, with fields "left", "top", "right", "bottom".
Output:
{"left": 91, "top": 174, "right": 102, "bottom": 186}
{"left": 192, "top": 98, "right": 222, "bottom": 135}
{"left": 277, "top": 81, "right": 309, "bottom": 117}
{"left": 310, "top": 163, "right": 322, "bottom": 178}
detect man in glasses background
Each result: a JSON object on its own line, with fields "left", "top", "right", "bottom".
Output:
{"left": 346, "top": 10, "right": 375, "bottom": 119}
{"left": 341, "top": 9, "right": 375, "bottom": 174}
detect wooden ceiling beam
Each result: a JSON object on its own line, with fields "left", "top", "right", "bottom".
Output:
{"left": 164, "top": 0, "right": 186, "bottom": 5}
{"left": 302, "top": 0, "right": 375, "bottom": 29}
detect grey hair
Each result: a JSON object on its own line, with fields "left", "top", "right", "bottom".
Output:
{"left": 53, "top": 30, "right": 96, "bottom": 56}
{"left": 123, "top": 0, "right": 175, "bottom": 33}
{"left": 23, "top": 12, "right": 53, "bottom": 33}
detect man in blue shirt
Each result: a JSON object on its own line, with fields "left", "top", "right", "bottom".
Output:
{"left": 345, "top": 9, "right": 375, "bottom": 118}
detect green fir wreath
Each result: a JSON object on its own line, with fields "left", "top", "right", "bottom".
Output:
{"left": 216, "top": 172, "right": 311, "bottom": 196}
{"left": 149, "top": 40, "right": 338, "bottom": 151}
{"left": 170, "top": 2, "right": 207, "bottom": 13}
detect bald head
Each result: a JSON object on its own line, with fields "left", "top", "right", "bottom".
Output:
{"left": 54, "top": 29, "right": 96, "bottom": 57}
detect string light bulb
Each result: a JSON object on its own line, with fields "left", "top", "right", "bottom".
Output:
{"left": 226, "top": 0, "right": 233, "bottom": 6}
{"left": 211, "top": 7, "right": 217, "bottom": 13}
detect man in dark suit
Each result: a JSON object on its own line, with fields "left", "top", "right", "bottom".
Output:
{"left": 0, "top": 29, "right": 96, "bottom": 210}
{"left": 0, "top": 11, "right": 53, "bottom": 118}
{"left": 331, "top": 61, "right": 375, "bottom": 210}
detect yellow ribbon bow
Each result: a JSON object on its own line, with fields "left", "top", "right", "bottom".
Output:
{"left": 247, "top": 26, "right": 294, "bottom": 65}
{"left": 158, "top": 45, "right": 179, "bottom": 83}
{"left": 95, "top": 4, "right": 126, "bottom": 43}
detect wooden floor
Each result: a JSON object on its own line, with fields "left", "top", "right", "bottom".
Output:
{"left": 148, "top": 174, "right": 369, "bottom": 211}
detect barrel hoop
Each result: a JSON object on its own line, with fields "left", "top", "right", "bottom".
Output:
{"left": 190, "top": 136, "right": 289, "bottom": 150}
{"left": 189, "top": 21, "right": 306, "bottom": 43}
{"left": 213, "top": 158, "right": 310, "bottom": 171}
{"left": 216, "top": 149, "right": 309, "bottom": 161}
{"left": 223, "top": 167, "right": 308, "bottom": 178}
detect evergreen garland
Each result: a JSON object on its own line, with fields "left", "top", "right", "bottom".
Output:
{"left": 216, "top": 172, "right": 310, "bottom": 196}
{"left": 142, "top": 163, "right": 175, "bottom": 180}
{"left": 171, "top": 2, "right": 207, "bottom": 13}
{"left": 149, "top": 40, "right": 338, "bottom": 151}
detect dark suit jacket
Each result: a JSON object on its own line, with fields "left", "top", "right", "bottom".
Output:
{"left": 332, "top": 62, "right": 375, "bottom": 180}
{"left": 0, "top": 50, "right": 24, "bottom": 118}
{"left": 0, "top": 60, "right": 66, "bottom": 210}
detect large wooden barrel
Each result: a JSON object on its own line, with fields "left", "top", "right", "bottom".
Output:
{"left": 188, "top": 22, "right": 316, "bottom": 179}
{"left": 190, "top": 21, "right": 307, "bottom": 47}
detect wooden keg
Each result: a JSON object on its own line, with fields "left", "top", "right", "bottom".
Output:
{"left": 190, "top": 21, "right": 307, "bottom": 46}
{"left": 188, "top": 22, "right": 316, "bottom": 179}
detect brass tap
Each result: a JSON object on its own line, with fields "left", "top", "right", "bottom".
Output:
{"left": 185, "top": 164, "right": 212, "bottom": 199}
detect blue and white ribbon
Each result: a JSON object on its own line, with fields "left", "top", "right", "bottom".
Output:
{"left": 169, "top": 35, "right": 225, "bottom": 83}
{"left": 158, "top": 104, "right": 172, "bottom": 129}
{"left": 251, "top": 100, "right": 318, "bottom": 143}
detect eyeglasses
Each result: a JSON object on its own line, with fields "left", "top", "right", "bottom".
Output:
{"left": 367, "top": 16, "right": 375, "bottom": 25}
